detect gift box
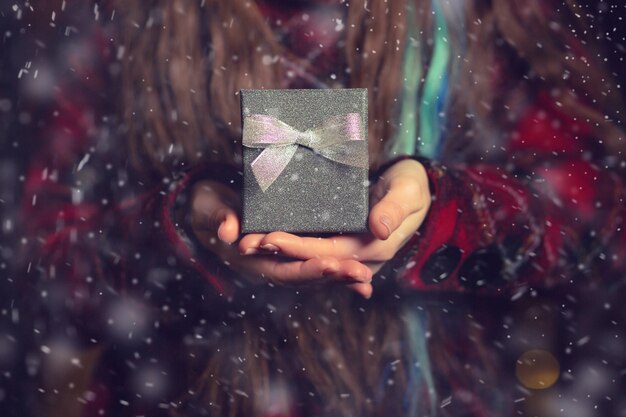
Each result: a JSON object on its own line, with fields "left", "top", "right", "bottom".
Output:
{"left": 240, "top": 88, "right": 369, "bottom": 233}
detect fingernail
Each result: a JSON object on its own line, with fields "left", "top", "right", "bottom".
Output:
{"left": 260, "top": 243, "right": 280, "bottom": 252}
{"left": 380, "top": 216, "right": 392, "bottom": 237}
{"left": 243, "top": 248, "right": 259, "bottom": 255}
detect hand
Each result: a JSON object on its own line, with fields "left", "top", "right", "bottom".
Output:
{"left": 239, "top": 159, "right": 432, "bottom": 295}
{"left": 189, "top": 180, "right": 373, "bottom": 297}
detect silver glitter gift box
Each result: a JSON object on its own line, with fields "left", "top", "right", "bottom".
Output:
{"left": 240, "top": 88, "right": 369, "bottom": 233}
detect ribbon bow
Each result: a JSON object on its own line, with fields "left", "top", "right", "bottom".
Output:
{"left": 243, "top": 113, "right": 368, "bottom": 192}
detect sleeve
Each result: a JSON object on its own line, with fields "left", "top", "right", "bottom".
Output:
{"left": 17, "top": 26, "right": 236, "bottom": 343}
{"left": 384, "top": 92, "right": 626, "bottom": 295}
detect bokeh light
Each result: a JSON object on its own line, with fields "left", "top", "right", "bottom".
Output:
{"left": 516, "top": 349, "right": 560, "bottom": 390}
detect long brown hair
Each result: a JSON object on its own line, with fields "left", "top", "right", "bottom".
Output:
{"left": 119, "top": 0, "right": 623, "bottom": 177}
{"left": 119, "top": 0, "right": 407, "bottom": 176}
{"left": 171, "top": 289, "right": 441, "bottom": 417}
{"left": 169, "top": 288, "right": 506, "bottom": 417}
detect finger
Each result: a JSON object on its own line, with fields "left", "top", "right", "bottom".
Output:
{"left": 239, "top": 234, "right": 267, "bottom": 254}
{"left": 255, "top": 231, "right": 362, "bottom": 260}
{"left": 369, "top": 176, "right": 425, "bottom": 240}
{"left": 239, "top": 247, "right": 371, "bottom": 284}
{"left": 254, "top": 256, "right": 371, "bottom": 285}
{"left": 217, "top": 210, "right": 240, "bottom": 244}
{"left": 191, "top": 200, "right": 225, "bottom": 231}
{"left": 347, "top": 282, "right": 373, "bottom": 299}
{"left": 191, "top": 185, "right": 238, "bottom": 237}
{"left": 337, "top": 259, "right": 373, "bottom": 283}
{"left": 261, "top": 256, "right": 345, "bottom": 284}
{"left": 196, "top": 205, "right": 238, "bottom": 244}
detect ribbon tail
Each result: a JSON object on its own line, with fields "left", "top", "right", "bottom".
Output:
{"left": 250, "top": 145, "right": 299, "bottom": 192}
{"left": 315, "top": 141, "right": 369, "bottom": 169}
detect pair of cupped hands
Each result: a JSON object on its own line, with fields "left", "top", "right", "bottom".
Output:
{"left": 190, "top": 159, "right": 431, "bottom": 298}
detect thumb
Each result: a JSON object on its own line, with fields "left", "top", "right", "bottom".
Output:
{"left": 368, "top": 177, "right": 421, "bottom": 240}
{"left": 193, "top": 204, "right": 240, "bottom": 244}
{"left": 191, "top": 182, "right": 241, "bottom": 244}
{"left": 216, "top": 209, "right": 240, "bottom": 244}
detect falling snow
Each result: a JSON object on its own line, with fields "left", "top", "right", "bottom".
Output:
{"left": 1, "top": 1, "right": 626, "bottom": 417}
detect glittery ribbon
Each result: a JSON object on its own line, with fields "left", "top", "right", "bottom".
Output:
{"left": 243, "top": 113, "right": 368, "bottom": 192}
